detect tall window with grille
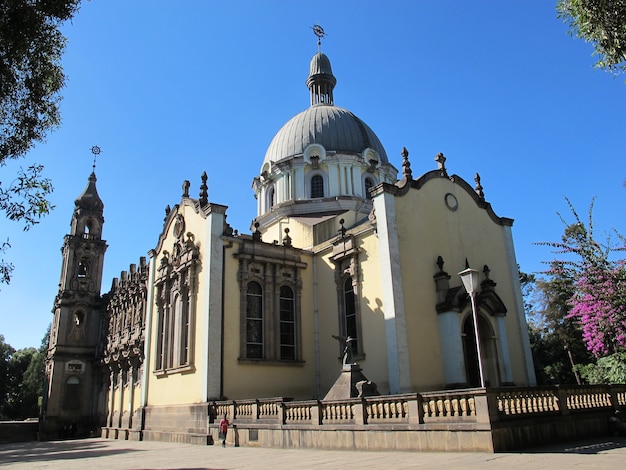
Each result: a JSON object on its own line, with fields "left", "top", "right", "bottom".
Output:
{"left": 179, "top": 297, "right": 190, "bottom": 365}
{"left": 343, "top": 277, "right": 359, "bottom": 355}
{"left": 364, "top": 177, "right": 375, "bottom": 199}
{"left": 236, "top": 246, "right": 305, "bottom": 363}
{"left": 155, "top": 291, "right": 171, "bottom": 370}
{"left": 310, "top": 174, "right": 324, "bottom": 198}
{"left": 279, "top": 286, "right": 296, "bottom": 360}
{"left": 246, "top": 281, "right": 264, "bottom": 359}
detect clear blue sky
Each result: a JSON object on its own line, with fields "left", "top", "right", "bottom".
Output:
{"left": 1, "top": 1, "right": 624, "bottom": 350}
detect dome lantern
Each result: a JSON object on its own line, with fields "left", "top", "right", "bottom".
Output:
{"left": 306, "top": 52, "right": 337, "bottom": 106}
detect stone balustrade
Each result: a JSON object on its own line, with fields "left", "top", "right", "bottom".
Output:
{"left": 210, "top": 384, "right": 626, "bottom": 430}
{"left": 100, "top": 384, "right": 626, "bottom": 452}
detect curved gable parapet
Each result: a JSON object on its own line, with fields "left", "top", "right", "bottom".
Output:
{"left": 372, "top": 170, "right": 513, "bottom": 227}
{"left": 444, "top": 173, "right": 513, "bottom": 227}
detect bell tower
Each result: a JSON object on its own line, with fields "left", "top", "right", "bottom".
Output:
{"left": 43, "top": 163, "right": 108, "bottom": 438}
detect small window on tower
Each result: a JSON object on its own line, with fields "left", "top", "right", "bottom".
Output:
{"left": 77, "top": 258, "right": 90, "bottom": 278}
{"left": 73, "top": 311, "right": 84, "bottom": 326}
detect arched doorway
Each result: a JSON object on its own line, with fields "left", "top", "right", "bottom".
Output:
{"left": 462, "top": 313, "right": 500, "bottom": 387}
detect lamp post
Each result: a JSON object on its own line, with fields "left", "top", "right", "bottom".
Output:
{"left": 458, "top": 266, "right": 485, "bottom": 388}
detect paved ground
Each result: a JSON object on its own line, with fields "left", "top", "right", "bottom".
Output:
{"left": 1, "top": 436, "right": 625, "bottom": 470}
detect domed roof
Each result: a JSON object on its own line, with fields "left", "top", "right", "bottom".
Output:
{"left": 75, "top": 172, "right": 104, "bottom": 211}
{"left": 308, "top": 52, "right": 335, "bottom": 81}
{"left": 263, "top": 104, "right": 388, "bottom": 165}
{"left": 262, "top": 49, "right": 388, "bottom": 166}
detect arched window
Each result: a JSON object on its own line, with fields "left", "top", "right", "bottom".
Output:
{"left": 279, "top": 286, "right": 296, "bottom": 360}
{"left": 73, "top": 311, "right": 84, "bottom": 326}
{"left": 63, "top": 376, "right": 80, "bottom": 409}
{"left": 364, "top": 177, "right": 375, "bottom": 200}
{"left": 268, "top": 186, "right": 275, "bottom": 210}
{"left": 246, "top": 281, "right": 263, "bottom": 359}
{"left": 155, "top": 288, "right": 171, "bottom": 370}
{"left": 179, "top": 295, "right": 190, "bottom": 365}
{"left": 310, "top": 174, "right": 324, "bottom": 198}
{"left": 343, "top": 277, "right": 359, "bottom": 355}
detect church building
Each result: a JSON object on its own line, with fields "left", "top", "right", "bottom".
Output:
{"left": 43, "top": 38, "right": 536, "bottom": 442}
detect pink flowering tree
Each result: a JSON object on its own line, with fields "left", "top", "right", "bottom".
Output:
{"left": 570, "top": 265, "right": 626, "bottom": 357}
{"left": 536, "top": 198, "right": 626, "bottom": 383}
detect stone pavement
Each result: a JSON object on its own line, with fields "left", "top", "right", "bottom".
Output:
{"left": 1, "top": 436, "right": 625, "bottom": 470}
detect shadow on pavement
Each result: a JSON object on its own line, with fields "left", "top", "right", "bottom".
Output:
{"left": 527, "top": 435, "right": 626, "bottom": 455}
{"left": 0, "top": 438, "right": 141, "bottom": 465}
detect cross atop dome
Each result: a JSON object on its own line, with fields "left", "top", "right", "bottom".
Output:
{"left": 311, "top": 24, "right": 326, "bottom": 52}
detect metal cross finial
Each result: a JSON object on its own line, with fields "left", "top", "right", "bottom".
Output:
{"left": 311, "top": 24, "right": 326, "bottom": 51}
{"left": 90, "top": 145, "right": 101, "bottom": 172}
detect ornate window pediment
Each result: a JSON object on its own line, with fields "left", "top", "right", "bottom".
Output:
{"left": 154, "top": 223, "right": 199, "bottom": 374}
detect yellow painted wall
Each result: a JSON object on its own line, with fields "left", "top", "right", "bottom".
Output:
{"left": 393, "top": 176, "right": 528, "bottom": 389}
{"left": 314, "top": 230, "right": 391, "bottom": 395}
{"left": 221, "top": 242, "right": 318, "bottom": 400}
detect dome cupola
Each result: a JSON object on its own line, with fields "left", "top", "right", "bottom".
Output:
{"left": 252, "top": 34, "right": 397, "bottom": 233}
{"left": 306, "top": 52, "right": 336, "bottom": 106}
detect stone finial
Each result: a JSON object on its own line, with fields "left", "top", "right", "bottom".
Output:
{"left": 282, "top": 227, "right": 292, "bottom": 247}
{"left": 481, "top": 264, "right": 497, "bottom": 292}
{"left": 401, "top": 147, "right": 412, "bottom": 180}
{"left": 436, "top": 255, "right": 445, "bottom": 273}
{"left": 252, "top": 221, "right": 262, "bottom": 241}
{"left": 483, "top": 264, "right": 491, "bottom": 279}
{"left": 435, "top": 152, "right": 448, "bottom": 176}
{"left": 164, "top": 205, "right": 171, "bottom": 222}
{"left": 338, "top": 218, "right": 346, "bottom": 238}
{"left": 474, "top": 173, "right": 485, "bottom": 201}
{"left": 182, "top": 180, "right": 190, "bottom": 198}
{"left": 199, "top": 171, "right": 208, "bottom": 206}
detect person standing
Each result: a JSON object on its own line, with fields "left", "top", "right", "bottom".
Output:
{"left": 219, "top": 414, "right": 230, "bottom": 447}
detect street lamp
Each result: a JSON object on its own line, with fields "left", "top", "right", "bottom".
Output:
{"left": 458, "top": 266, "right": 485, "bottom": 388}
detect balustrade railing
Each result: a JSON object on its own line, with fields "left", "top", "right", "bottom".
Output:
{"left": 208, "top": 385, "right": 626, "bottom": 428}
{"left": 365, "top": 395, "right": 409, "bottom": 423}
{"left": 321, "top": 401, "right": 355, "bottom": 424}
{"left": 496, "top": 388, "right": 559, "bottom": 416}
{"left": 421, "top": 390, "right": 476, "bottom": 422}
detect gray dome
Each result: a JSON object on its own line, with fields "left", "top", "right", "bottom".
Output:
{"left": 263, "top": 104, "right": 388, "bottom": 165}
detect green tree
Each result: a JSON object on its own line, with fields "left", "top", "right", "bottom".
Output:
{"left": 523, "top": 266, "right": 591, "bottom": 384}
{"left": 0, "top": 328, "right": 49, "bottom": 420}
{"left": 557, "top": 0, "right": 626, "bottom": 75}
{"left": 0, "top": 335, "right": 16, "bottom": 419}
{"left": 0, "top": 0, "right": 83, "bottom": 285}
{"left": 5, "top": 347, "right": 37, "bottom": 419}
